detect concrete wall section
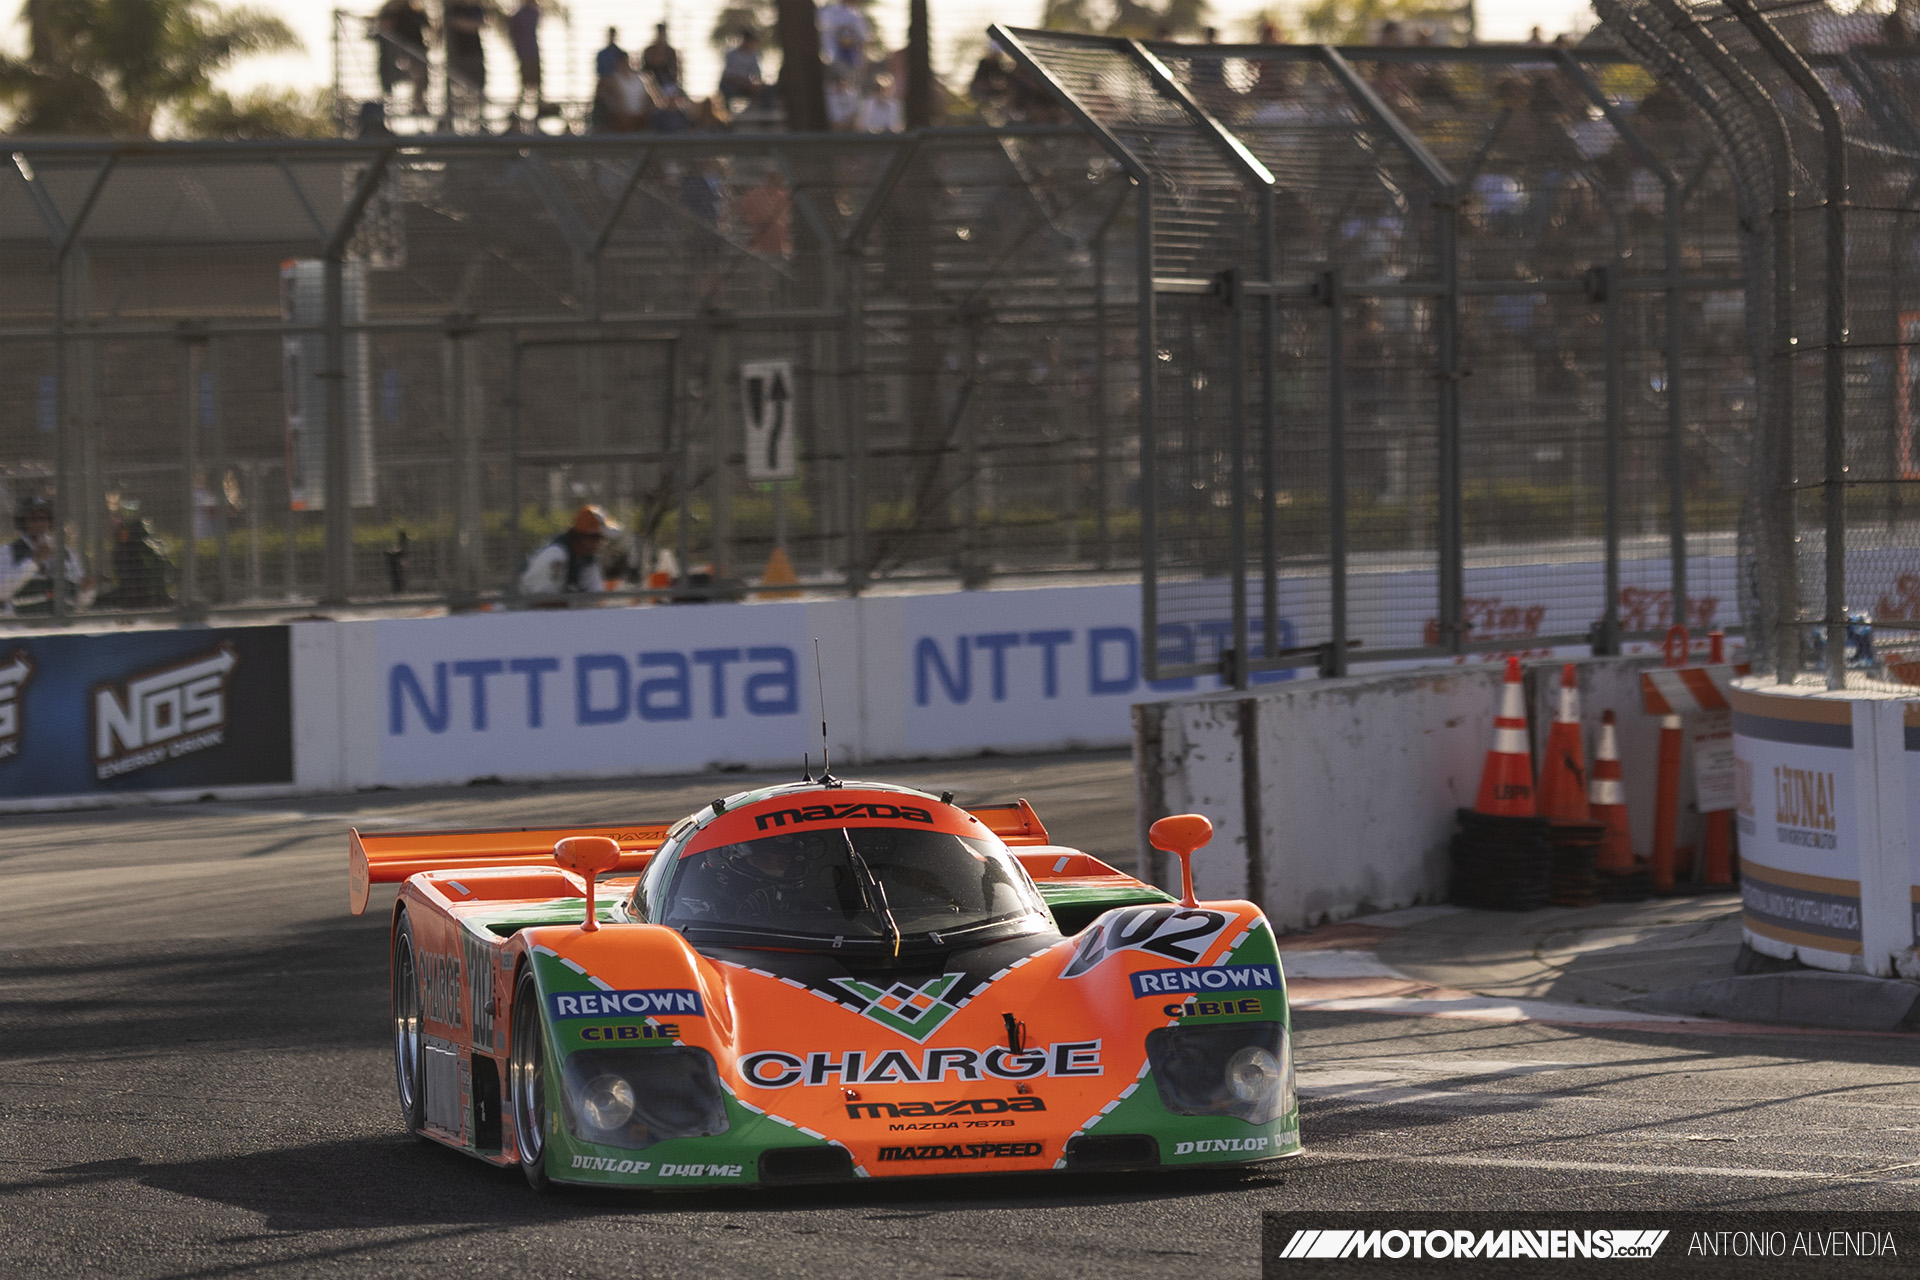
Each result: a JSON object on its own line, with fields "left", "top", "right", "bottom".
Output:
{"left": 1134, "top": 657, "right": 1670, "bottom": 933}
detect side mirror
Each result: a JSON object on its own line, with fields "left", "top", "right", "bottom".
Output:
{"left": 555, "top": 836, "right": 622, "bottom": 932}
{"left": 1148, "top": 814, "right": 1213, "bottom": 907}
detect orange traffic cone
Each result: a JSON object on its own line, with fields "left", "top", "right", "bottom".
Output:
{"left": 1474, "top": 657, "right": 1535, "bottom": 816}
{"left": 1589, "top": 709, "right": 1634, "bottom": 872}
{"left": 759, "top": 545, "right": 800, "bottom": 598}
{"left": 1537, "top": 663, "right": 1592, "bottom": 824}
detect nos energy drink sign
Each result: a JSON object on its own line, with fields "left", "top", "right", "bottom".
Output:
{"left": 0, "top": 626, "right": 292, "bottom": 798}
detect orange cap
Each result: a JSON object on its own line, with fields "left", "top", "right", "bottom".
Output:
{"left": 572, "top": 504, "right": 621, "bottom": 537}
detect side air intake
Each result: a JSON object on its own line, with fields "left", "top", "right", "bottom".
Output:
{"left": 1062, "top": 1134, "right": 1159, "bottom": 1170}
{"left": 758, "top": 1146, "right": 855, "bottom": 1184}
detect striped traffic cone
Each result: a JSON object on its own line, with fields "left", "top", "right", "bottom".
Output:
{"left": 1536, "top": 664, "right": 1591, "bottom": 824}
{"left": 1589, "top": 710, "right": 1634, "bottom": 872}
{"left": 1474, "top": 657, "right": 1535, "bottom": 817}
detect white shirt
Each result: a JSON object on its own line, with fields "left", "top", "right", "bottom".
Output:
{"left": 0, "top": 536, "right": 93, "bottom": 615}
{"left": 518, "top": 539, "right": 606, "bottom": 596}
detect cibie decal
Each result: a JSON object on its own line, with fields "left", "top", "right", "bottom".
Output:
{"left": 740, "top": 1042, "right": 1103, "bottom": 1088}
{"left": 0, "top": 650, "right": 30, "bottom": 762}
{"left": 1061, "top": 906, "right": 1231, "bottom": 979}
{"left": 831, "top": 973, "right": 966, "bottom": 1042}
{"left": 753, "top": 801, "right": 935, "bottom": 831}
{"left": 1129, "top": 962, "right": 1278, "bottom": 999}
{"left": 91, "top": 644, "right": 238, "bottom": 781}
{"left": 548, "top": 989, "right": 705, "bottom": 1018}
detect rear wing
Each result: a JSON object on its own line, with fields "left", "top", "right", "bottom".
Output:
{"left": 349, "top": 823, "right": 671, "bottom": 916}
{"left": 966, "top": 799, "right": 1050, "bottom": 847}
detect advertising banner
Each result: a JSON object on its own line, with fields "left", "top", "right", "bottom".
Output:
{"left": 1730, "top": 689, "right": 1862, "bottom": 963}
{"left": 0, "top": 626, "right": 292, "bottom": 798}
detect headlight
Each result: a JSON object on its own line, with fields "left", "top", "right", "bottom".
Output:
{"left": 579, "top": 1073, "right": 636, "bottom": 1132}
{"left": 1146, "top": 1021, "right": 1291, "bottom": 1126}
{"left": 561, "top": 1046, "right": 730, "bottom": 1150}
{"left": 1226, "top": 1045, "right": 1281, "bottom": 1104}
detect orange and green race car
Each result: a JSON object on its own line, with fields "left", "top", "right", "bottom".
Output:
{"left": 348, "top": 778, "right": 1299, "bottom": 1191}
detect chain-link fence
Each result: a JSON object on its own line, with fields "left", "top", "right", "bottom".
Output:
{"left": 0, "top": 126, "right": 1135, "bottom": 620}
{"left": 13, "top": 19, "right": 1904, "bottom": 672}
{"left": 997, "top": 27, "right": 1757, "bottom": 683}
{"left": 1595, "top": 0, "right": 1920, "bottom": 689}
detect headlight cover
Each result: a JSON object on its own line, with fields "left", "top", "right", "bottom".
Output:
{"left": 1146, "top": 1020, "right": 1292, "bottom": 1126}
{"left": 561, "top": 1046, "right": 730, "bottom": 1149}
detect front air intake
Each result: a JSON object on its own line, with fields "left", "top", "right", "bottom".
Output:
{"left": 1063, "top": 1134, "right": 1159, "bottom": 1170}
{"left": 759, "top": 1146, "right": 855, "bottom": 1184}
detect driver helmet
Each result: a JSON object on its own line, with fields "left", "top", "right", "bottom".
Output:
{"left": 723, "top": 831, "right": 832, "bottom": 883}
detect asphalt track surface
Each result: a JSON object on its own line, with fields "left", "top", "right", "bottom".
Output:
{"left": 2, "top": 751, "right": 1917, "bottom": 1279}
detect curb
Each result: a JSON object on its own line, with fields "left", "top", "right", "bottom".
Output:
{"left": 1625, "top": 971, "right": 1920, "bottom": 1033}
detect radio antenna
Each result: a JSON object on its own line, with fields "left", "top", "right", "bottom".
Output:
{"left": 814, "top": 638, "right": 837, "bottom": 786}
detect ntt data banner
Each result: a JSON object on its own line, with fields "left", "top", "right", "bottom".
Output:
{"left": 0, "top": 626, "right": 292, "bottom": 798}
{"left": 334, "top": 585, "right": 1273, "bottom": 788}
{"left": 1262, "top": 1212, "right": 1913, "bottom": 1278}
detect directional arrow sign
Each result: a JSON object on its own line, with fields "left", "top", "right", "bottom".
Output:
{"left": 741, "top": 359, "right": 799, "bottom": 482}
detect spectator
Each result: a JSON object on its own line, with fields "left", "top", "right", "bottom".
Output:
{"left": 596, "top": 27, "right": 627, "bottom": 77}
{"left": 857, "top": 66, "right": 902, "bottom": 132}
{"left": 596, "top": 52, "right": 649, "bottom": 131}
{"left": 508, "top": 1, "right": 543, "bottom": 120}
{"left": 444, "top": 0, "right": 487, "bottom": 122}
{"left": 93, "top": 507, "right": 173, "bottom": 611}
{"left": 376, "top": 0, "right": 432, "bottom": 115}
{"left": 825, "top": 63, "right": 860, "bottom": 130}
{"left": 1, "top": 496, "right": 94, "bottom": 617}
{"left": 641, "top": 23, "right": 681, "bottom": 92}
{"left": 820, "top": 0, "right": 870, "bottom": 75}
{"left": 970, "top": 45, "right": 1010, "bottom": 110}
{"left": 519, "top": 505, "right": 620, "bottom": 597}
{"left": 719, "top": 29, "right": 768, "bottom": 108}
{"left": 736, "top": 169, "right": 792, "bottom": 258}
{"left": 1191, "top": 26, "right": 1224, "bottom": 90}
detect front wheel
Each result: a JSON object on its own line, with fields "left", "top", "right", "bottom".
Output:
{"left": 509, "top": 966, "right": 552, "bottom": 1191}
{"left": 391, "top": 909, "right": 426, "bottom": 1135}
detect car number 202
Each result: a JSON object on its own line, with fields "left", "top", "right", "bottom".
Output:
{"left": 1061, "top": 906, "right": 1230, "bottom": 978}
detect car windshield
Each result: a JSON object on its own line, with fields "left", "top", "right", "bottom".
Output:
{"left": 658, "top": 825, "right": 1047, "bottom": 946}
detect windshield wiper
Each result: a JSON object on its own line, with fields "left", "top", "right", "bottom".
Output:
{"left": 840, "top": 830, "right": 902, "bottom": 957}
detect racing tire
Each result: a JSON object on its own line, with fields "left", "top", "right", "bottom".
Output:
{"left": 391, "top": 909, "right": 428, "bottom": 1136}
{"left": 509, "top": 966, "right": 553, "bottom": 1192}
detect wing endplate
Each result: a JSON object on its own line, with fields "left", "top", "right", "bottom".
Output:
{"left": 966, "top": 798, "right": 1050, "bottom": 846}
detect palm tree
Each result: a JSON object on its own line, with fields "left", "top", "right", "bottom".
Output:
{"left": 0, "top": 0, "right": 300, "bottom": 137}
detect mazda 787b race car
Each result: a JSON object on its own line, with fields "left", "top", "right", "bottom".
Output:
{"left": 347, "top": 778, "right": 1299, "bottom": 1191}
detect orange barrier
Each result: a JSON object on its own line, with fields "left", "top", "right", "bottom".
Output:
{"left": 1474, "top": 657, "right": 1535, "bottom": 817}
{"left": 1536, "top": 663, "right": 1592, "bottom": 824}
{"left": 1589, "top": 709, "right": 1635, "bottom": 872}
{"left": 1702, "top": 810, "right": 1735, "bottom": 887}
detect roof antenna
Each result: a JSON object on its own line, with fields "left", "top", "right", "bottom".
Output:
{"left": 801, "top": 752, "right": 813, "bottom": 783}
{"left": 814, "top": 638, "right": 840, "bottom": 788}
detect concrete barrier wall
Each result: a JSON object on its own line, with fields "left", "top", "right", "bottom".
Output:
{"left": 1133, "top": 657, "right": 1680, "bottom": 932}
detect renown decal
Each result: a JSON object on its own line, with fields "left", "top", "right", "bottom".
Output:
{"left": 548, "top": 989, "right": 705, "bottom": 1018}
{"left": 830, "top": 973, "right": 966, "bottom": 1042}
{"left": 754, "top": 802, "right": 935, "bottom": 831}
{"left": 1062, "top": 906, "right": 1231, "bottom": 979}
{"left": 91, "top": 645, "right": 238, "bottom": 781}
{"left": 1130, "top": 962, "right": 1278, "bottom": 998}
{"left": 741, "top": 1042, "right": 1103, "bottom": 1088}
{"left": 847, "top": 1096, "right": 1046, "bottom": 1119}
{"left": 877, "top": 1142, "right": 1043, "bottom": 1161}
{"left": 0, "top": 650, "right": 29, "bottom": 762}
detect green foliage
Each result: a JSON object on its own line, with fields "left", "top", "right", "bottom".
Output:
{"left": 177, "top": 87, "right": 333, "bottom": 140}
{"left": 710, "top": 1, "right": 776, "bottom": 49}
{"left": 0, "top": 0, "right": 300, "bottom": 137}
